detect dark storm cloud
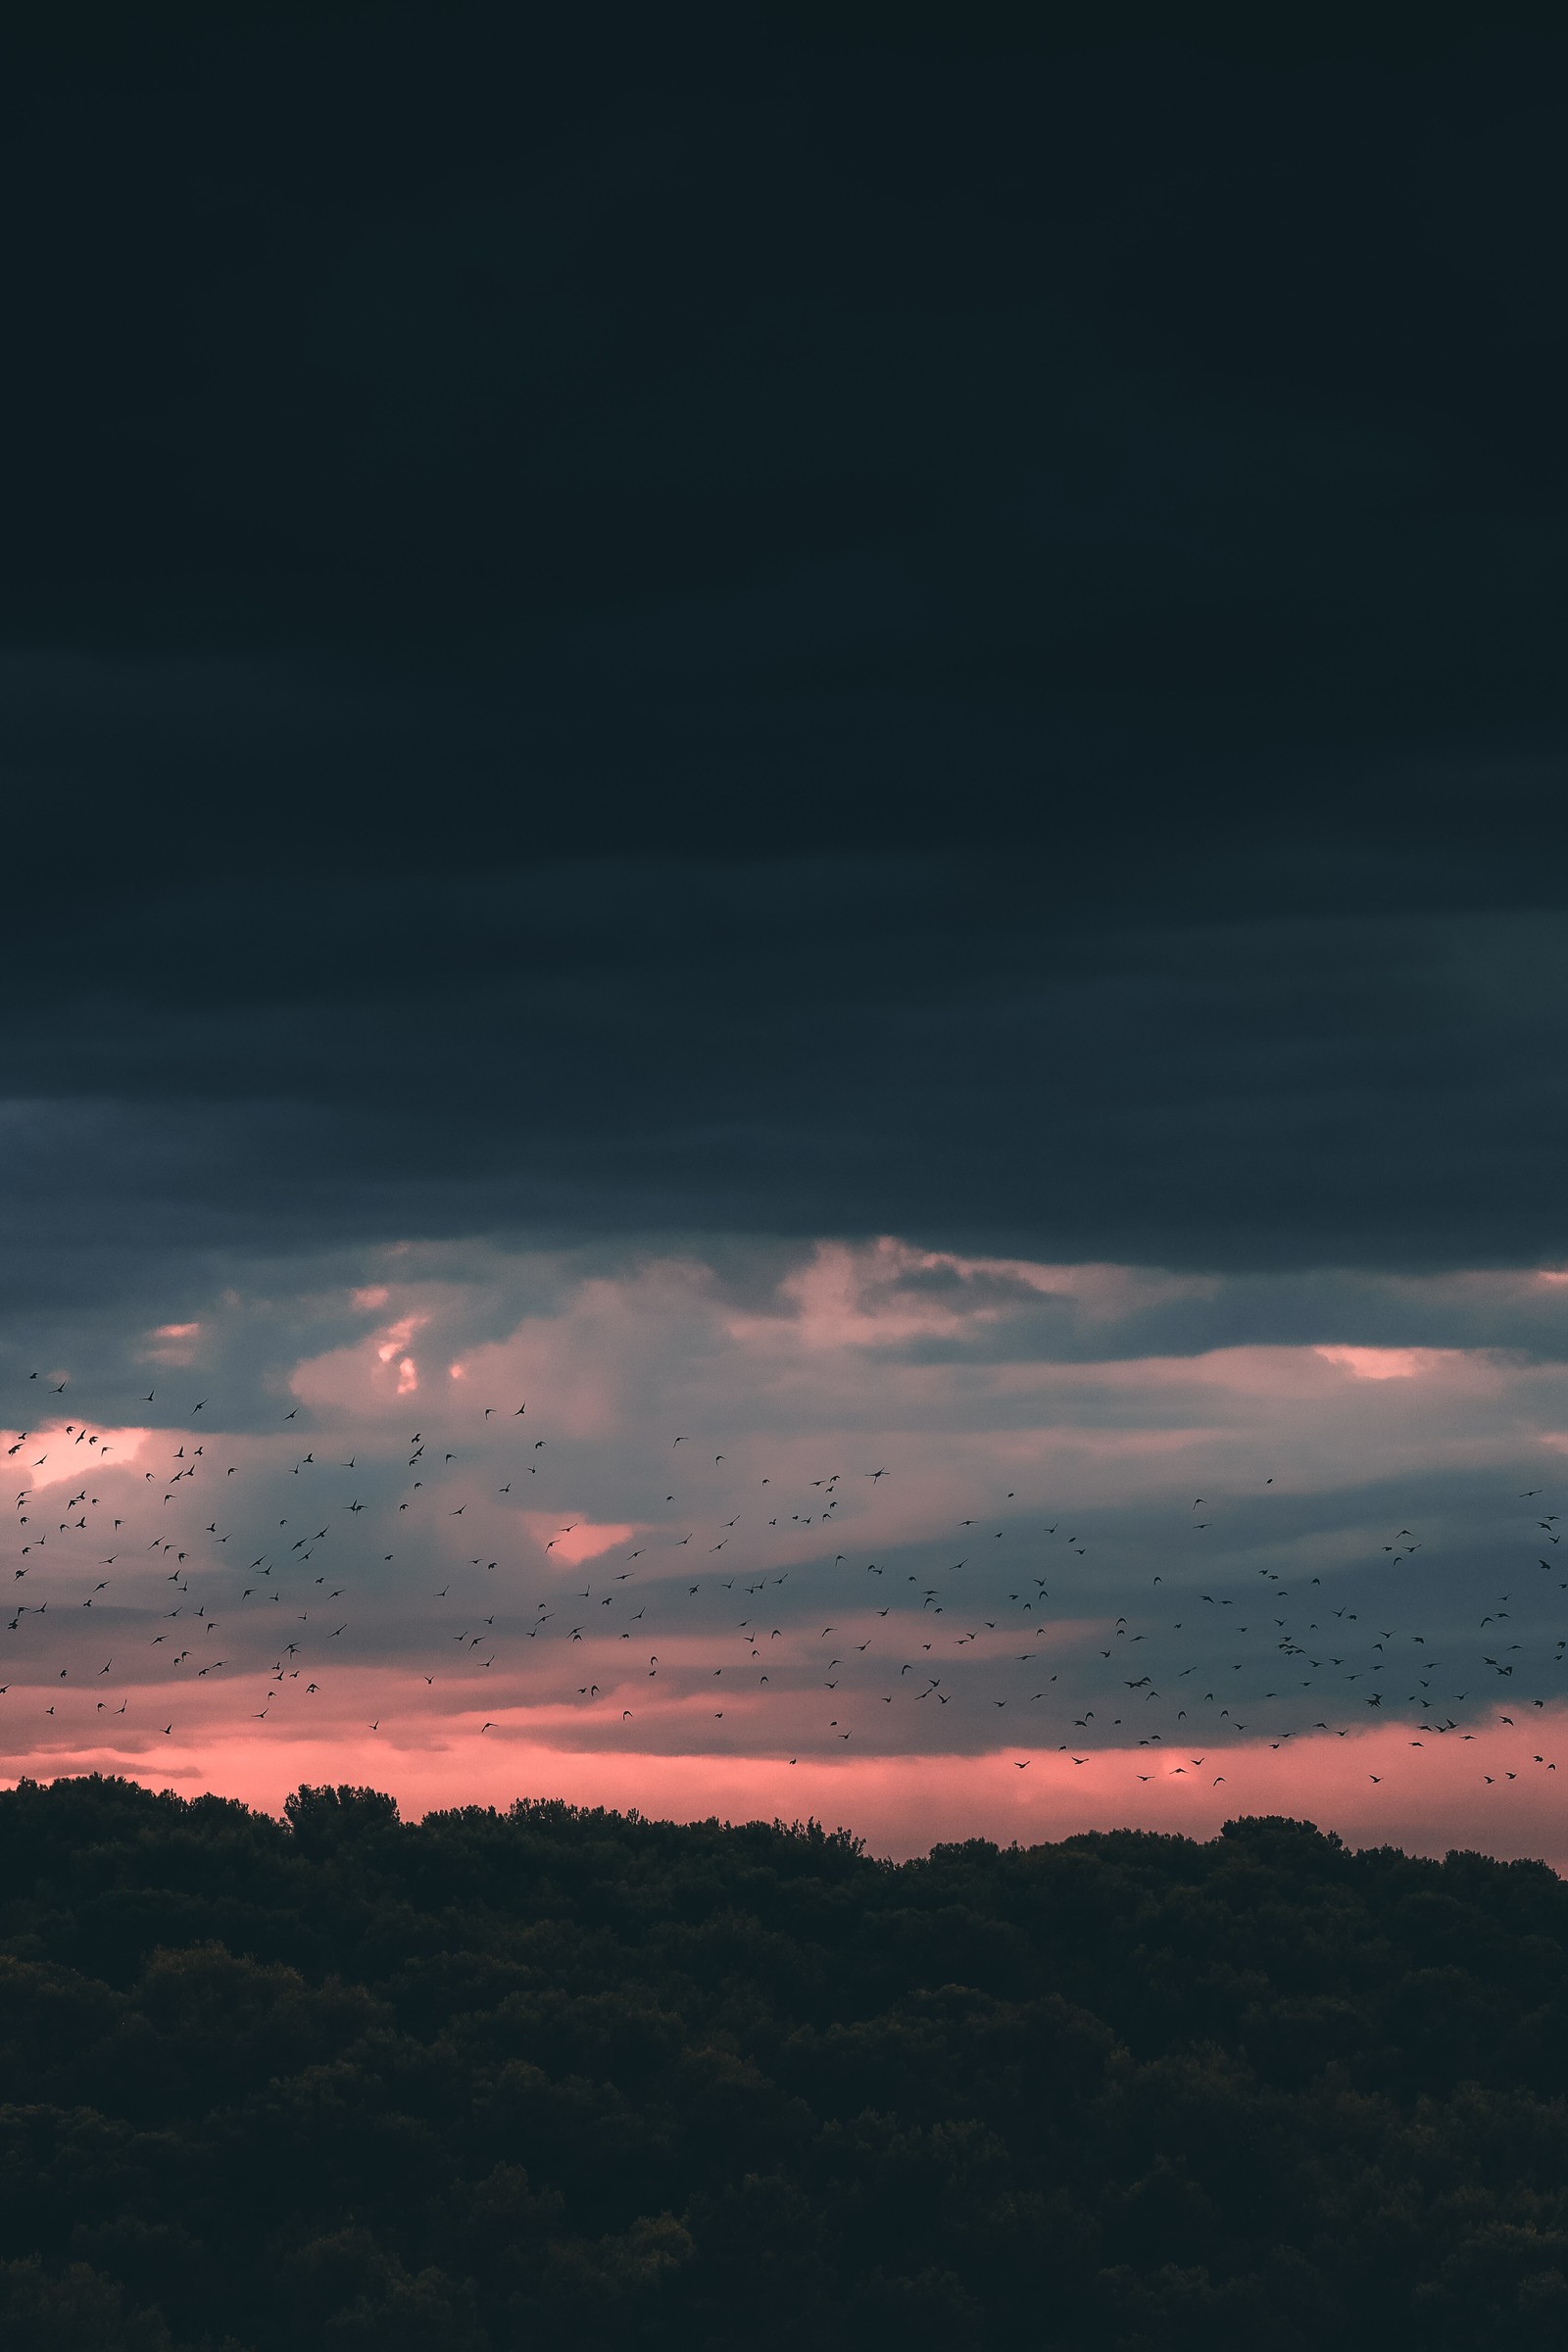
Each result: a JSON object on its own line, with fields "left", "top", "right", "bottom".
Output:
{"left": 3, "top": 865, "right": 1567, "bottom": 1287}
{"left": 2, "top": 3, "right": 1566, "bottom": 1286}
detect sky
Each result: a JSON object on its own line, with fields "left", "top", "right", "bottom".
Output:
{"left": 3, "top": 2, "right": 1567, "bottom": 1859}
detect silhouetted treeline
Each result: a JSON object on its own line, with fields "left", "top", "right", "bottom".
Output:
{"left": 0, "top": 1778, "right": 1565, "bottom": 2349}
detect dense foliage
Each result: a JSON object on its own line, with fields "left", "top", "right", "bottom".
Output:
{"left": 0, "top": 1778, "right": 1564, "bottom": 2349}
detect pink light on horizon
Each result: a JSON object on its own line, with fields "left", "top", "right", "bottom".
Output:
{"left": 3, "top": 1674, "right": 1562, "bottom": 1872}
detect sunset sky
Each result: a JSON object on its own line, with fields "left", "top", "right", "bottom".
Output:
{"left": 3, "top": 3, "right": 1567, "bottom": 1862}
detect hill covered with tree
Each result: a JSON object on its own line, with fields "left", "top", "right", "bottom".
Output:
{"left": 0, "top": 1776, "right": 1564, "bottom": 2349}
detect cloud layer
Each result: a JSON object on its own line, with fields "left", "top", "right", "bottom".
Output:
{"left": 5, "top": 1235, "right": 1566, "bottom": 1857}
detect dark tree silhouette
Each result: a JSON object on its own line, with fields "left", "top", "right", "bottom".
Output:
{"left": 0, "top": 1777, "right": 1564, "bottom": 2350}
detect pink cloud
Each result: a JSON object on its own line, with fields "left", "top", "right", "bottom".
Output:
{"left": 1313, "top": 1345, "right": 1459, "bottom": 1380}
{"left": 10, "top": 1423, "right": 154, "bottom": 1489}
{"left": 521, "top": 1516, "right": 641, "bottom": 1565}
{"left": 288, "top": 1310, "right": 433, "bottom": 1413}
{"left": 138, "top": 1321, "right": 203, "bottom": 1366}
{"left": 724, "top": 1238, "right": 1213, "bottom": 1355}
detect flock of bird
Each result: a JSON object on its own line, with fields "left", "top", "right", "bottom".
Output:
{"left": 4, "top": 1364, "right": 1565, "bottom": 1802}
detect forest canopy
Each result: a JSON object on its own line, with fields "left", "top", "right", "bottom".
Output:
{"left": 0, "top": 1776, "right": 1565, "bottom": 2349}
